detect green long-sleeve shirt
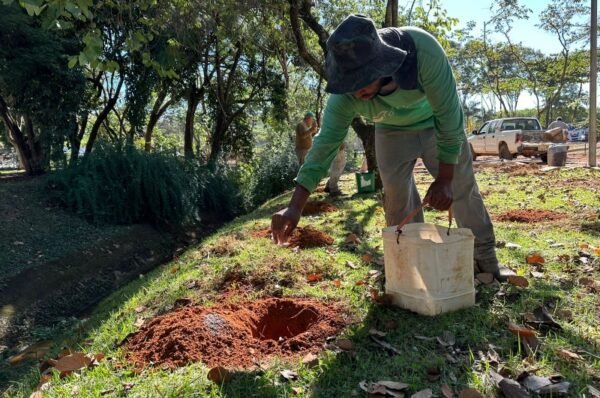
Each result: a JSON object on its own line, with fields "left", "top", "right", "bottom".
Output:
{"left": 295, "top": 26, "right": 465, "bottom": 192}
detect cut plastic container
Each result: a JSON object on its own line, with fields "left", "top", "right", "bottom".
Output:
{"left": 355, "top": 172, "right": 375, "bottom": 193}
{"left": 547, "top": 144, "right": 568, "bottom": 167}
{"left": 382, "top": 223, "right": 475, "bottom": 316}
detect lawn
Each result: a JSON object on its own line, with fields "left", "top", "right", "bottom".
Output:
{"left": 3, "top": 164, "right": 599, "bottom": 397}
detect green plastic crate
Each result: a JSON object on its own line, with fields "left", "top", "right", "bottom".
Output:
{"left": 355, "top": 172, "right": 375, "bottom": 193}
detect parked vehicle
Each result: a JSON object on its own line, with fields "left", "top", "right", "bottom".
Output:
{"left": 468, "top": 117, "right": 568, "bottom": 161}
{"left": 568, "top": 127, "right": 588, "bottom": 142}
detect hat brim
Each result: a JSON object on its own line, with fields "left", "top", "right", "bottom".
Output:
{"left": 325, "top": 44, "right": 407, "bottom": 94}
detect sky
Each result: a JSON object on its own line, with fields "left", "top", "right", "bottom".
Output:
{"left": 435, "top": 0, "right": 592, "bottom": 110}
{"left": 440, "top": 0, "right": 569, "bottom": 55}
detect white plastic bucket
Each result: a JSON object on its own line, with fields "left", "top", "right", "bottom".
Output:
{"left": 382, "top": 223, "right": 475, "bottom": 316}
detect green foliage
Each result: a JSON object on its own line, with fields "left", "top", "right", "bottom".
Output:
{"left": 48, "top": 143, "right": 192, "bottom": 225}
{"left": 241, "top": 138, "right": 299, "bottom": 210}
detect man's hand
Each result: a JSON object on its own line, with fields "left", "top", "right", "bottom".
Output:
{"left": 425, "top": 178, "right": 453, "bottom": 210}
{"left": 424, "top": 162, "right": 454, "bottom": 210}
{"left": 271, "top": 207, "right": 302, "bottom": 245}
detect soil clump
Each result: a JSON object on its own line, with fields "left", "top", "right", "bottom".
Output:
{"left": 251, "top": 227, "right": 334, "bottom": 249}
{"left": 496, "top": 209, "right": 566, "bottom": 223}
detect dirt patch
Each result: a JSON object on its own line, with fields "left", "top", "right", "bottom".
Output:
{"left": 474, "top": 160, "right": 542, "bottom": 176}
{"left": 302, "top": 201, "right": 338, "bottom": 215}
{"left": 124, "top": 297, "right": 348, "bottom": 369}
{"left": 496, "top": 209, "right": 566, "bottom": 223}
{"left": 252, "top": 227, "right": 334, "bottom": 249}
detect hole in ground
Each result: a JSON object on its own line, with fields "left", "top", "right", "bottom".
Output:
{"left": 124, "top": 297, "right": 348, "bottom": 369}
{"left": 252, "top": 301, "right": 319, "bottom": 340}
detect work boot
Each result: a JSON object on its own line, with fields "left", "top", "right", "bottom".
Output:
{"left": 475, "top": 257, "right": 506, "bottom": 281}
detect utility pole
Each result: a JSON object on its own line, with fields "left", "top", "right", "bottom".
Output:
{"left": 590, "top": 0, "right": 597, "bottom": 166}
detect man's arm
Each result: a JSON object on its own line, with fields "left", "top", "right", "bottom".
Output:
{"left": 272, "top": 95, "right": 355, "bottom": 244}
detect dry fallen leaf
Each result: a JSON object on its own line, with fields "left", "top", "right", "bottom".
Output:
{"left": 280, "top": 369, "right": 298, "bottom": 381}
{"left": 306, "top": 273, "right": 323, "bottom": 283}
{"left": 508, "top": 275, "right": 529, "bottom": 288}
{"left": 458, "top": 388, "right": 484, "bottom": 398}
{"left": 8, "top": 341, "right": 53, "bottom": 365}
{"left": 301, "top": 352, "right": 318, "bottom": 368}
{"left": 441, "top": 384, "right": 454, "bottom": 398}
{"left": 376, "top": 380, "right": 409, "bottom": 391}
{"left": 346, "top": 260, "right": 358, "bottom": 269}
{"left": 333, "top": 279, "right": 342, "bottom": 288}
{"left": 47, "top": 352, "right": 97, "bottom": 377}
{"left": 29, "top": 392, "right": 43, "bottom": 398}
{"left": 345, "top": 233, "right": 361, "bottom": 245}
{"left": 411, "top": 388, "right": 433, "bottom": 398}
{"left": 556, "top": 348, "right": 582, "bottom": 362}
{"left": 587, "top": 385, "right": 600, "bottom": 398}
{"left": 507, "top": 323, "right": 537, "bottom": 337}
{"left": 207, "top": 366, "right": 231, "bottom": 384}
{"left": 291, "top": 386, "right": 304, "bottom": 395}
{"left": 336, "top": 339, "right": 354, "bottom": 351}
{"left": 594, "top": 248, "right": 600, "bottom": 256}
{"left": 579, "top": 277, "right": 600, "bottom": 293}
{"left": 580, "top": 243, "right": 589, "bottom": 249}
{"left": 526, "top": 254, "right": 545, "bottom": 264}
{"left": 362, "top": 253, "right": 374, "bottom": 263}
{"left": 134, "top": 317, "right": 145, "bottom": 328}
{"left": 134, "top": 305, "right": 146, "bottom": 313}
{"left": 355, "top": 280, "right": 366, "bottom": 286}
{"left": 368, "top": 328, "right": 387, "bottom": 337}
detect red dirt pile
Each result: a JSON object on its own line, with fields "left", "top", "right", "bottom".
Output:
{"left": 496, "top": 209, "right": 566, "bottom": 223}
{"left": 302, "top": 201, "right": 338, "bottom": 215}
{"left": 252, "top": 227, "right": 334, "bottom": 249}
{"left": 124, "top": 297, "right": 347, "bottom": 369}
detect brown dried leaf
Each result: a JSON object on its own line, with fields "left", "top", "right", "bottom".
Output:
{"left": 174, "top": 298, "right": 193, "bottom": 308}
{"left": 306, "top": 273, "right": 323, "bottom": 283}
{"left": 556, "top": 348, "right": 582, "bottom": 362}
{"left": 362, "top": 253, "right": 374, "bottom": 263}
{"left": 301, "top": 352, "right": 318, "bottom": 368}
{"left": 508, "top": 275, "right": 529, "bottom": 288}
{"left": 8, "top": 341, "right": 53, "bottom": 365}
{"left": 526, "top": 254, "right": 545, "bottom": 264}
{"left": 134, "top": 305, "right": 146, "bottom": 313}
{"left": 426, "top": 367, "right": 441, "bottom": 382}
{"left": 336, "top": 339, "right": 354, "bottom": 351}
{"left": 588, "top": 385, "right": 600, "bottom": 398}
{"left": 333, "top": 279, "right": 342, "bottom": 288}
{"left": 51, "top": 352, "right": 95, "bottom": 377}
{"left": 377, "top": 380, "right": 409, "bottom": 391}
{"left": 291, "top": 386, "right": 304, "bottom": 395}
{"left": 368, "top": 328, "right": 387, "bottom": 337}
{"left": 508, "top": 323, "right": 537, "bottom": 337}
{"left": 411, "top": 389, "right": 433, "bottom": 398}
{"left": 355, "top": 280, "right": 366, "bottom": 286}
{"left": 346, "top": 260, "right": 358, "bottom": 269}
{"left": 476, "top": 273, "right": 494, "bottom": 284}
{"left": 441, "top": 384, "right": 454, "bottom": 398}
{"left": 345, "top": 233, "right": 361, "bottom": 245}
{"left": 207, "top": 366, "right": 231, "bottom": 384}
{"left": 134, "top": 317, "right": 145, "bottom": 328}
{"left": 458, "top": 388, "right": 484, "bottom": 398}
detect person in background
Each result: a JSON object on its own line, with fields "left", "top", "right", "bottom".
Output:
{"left": 272, "top": 14, "right": 508, "bottom": 280}
{"left": 295, "top": 112, "right": 319, "bottom": 165}
{"left": 548, "top": 117, "right": 568, "bottom": 131}
{"left": 324, "top": 143, "right": 346, "bottom": 196}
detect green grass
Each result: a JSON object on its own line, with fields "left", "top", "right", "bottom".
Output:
{"left": 2, "top": 167, "right": 600, "bottom": 397}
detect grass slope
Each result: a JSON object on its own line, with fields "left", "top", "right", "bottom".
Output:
{"left": 4, "top": 166, "right": 600, "bottom": 397}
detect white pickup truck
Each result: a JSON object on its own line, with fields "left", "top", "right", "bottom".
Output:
{"left": 468, "top": 117, "right": 568, "bottom": 162}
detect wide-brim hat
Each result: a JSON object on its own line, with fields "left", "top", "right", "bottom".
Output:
{"left": 325, "top": 14, "right": 407, "bottom": 94}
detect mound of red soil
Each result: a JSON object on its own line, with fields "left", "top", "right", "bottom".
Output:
{"left": 252, "top": 227, "right": 334, "bottom": 249}
{"left": 496, "top": 209, "right": 566, "bottom": 223}
{"left": 302, "top": 201, "right": 338, "bottom": 215}
{"left": 124, "top": 297, "right": 347, "bottom": 369}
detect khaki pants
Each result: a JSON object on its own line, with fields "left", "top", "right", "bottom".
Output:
{"left": 375, "top": 127, "right": 498, "bottom": 273}
{"left": 296, "top": 148, "right": 309, "bottom": 165}
{"left": 327, "top": 148, "right": 346, "bottom": 193}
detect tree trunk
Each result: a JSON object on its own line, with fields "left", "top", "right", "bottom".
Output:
{"left": 351, "top": 117, "right": 381, "bottom": 189}
{"left": 209, "top": 111, "right": 228, "bottom": 162}
{"left": 69, "top": 113, "right": 88, "bottom": 164}
{"left": 184, "top": 88, "right": 200, "bottom": 158}
{"left": 85, "top": 76, "right": 124, "bottom": 155}
{"left": 144, "top": 89, "right": 173, "bottom": 152}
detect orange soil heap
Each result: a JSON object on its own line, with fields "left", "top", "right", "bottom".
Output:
{"left": 302, "top": 201, "right": 338, "bottom": 215}
{"left": 496, "top": 209, "right": 566, "bottom": 223}
{"left": 251, "top": 227, "right": 334, "bottom": 249}
{"left": 124, "top": 297, "right": 347, "bottom": 369}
